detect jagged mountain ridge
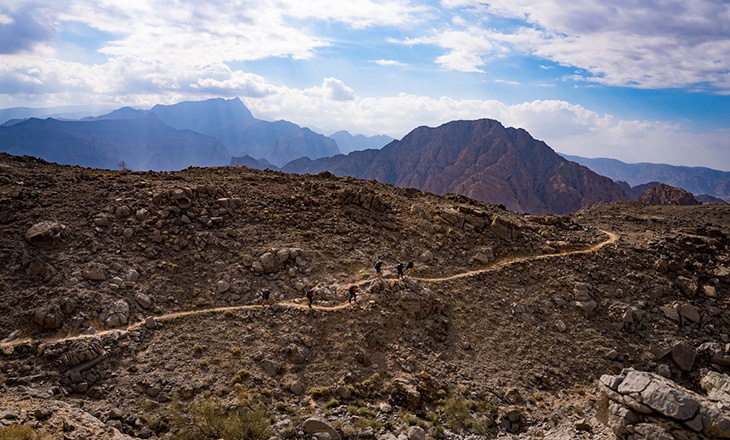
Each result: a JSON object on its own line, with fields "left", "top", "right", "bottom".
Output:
{"left": 562, "top": 154, "right": 730, "bottom": 198}
{"left": 151, "top": 98, "right": 340, "bottom": 167}
{"left": 284, "top": 119, "right": 627, "bottom": 214}
{"left": 329, "top": 130, "right": 394, "bottom": 154}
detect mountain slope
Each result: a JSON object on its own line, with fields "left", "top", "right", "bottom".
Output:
{"left": 562, "top": 154, "right": 730, "bottom": 198}
{"left": 283, "top": 119, "right": 626, "bottom": 214}
{"left": 0, "top": 118, "right": 232, "bottom": 171}
{"left": 329, "top": 130, "right": 394, "bottom": 154}
{"left": 151, "top": 98, "right": 339, "bottom": 167}
{"left": 638, "top": 183, "right": 700, "bottom": 206}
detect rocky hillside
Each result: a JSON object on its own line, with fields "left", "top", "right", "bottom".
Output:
{"left": 283, "top": 119, "right": 627, "bottom": 214}
{"left": 1, "top": 153, "right": 729, "bottom": 440}
{"left": 638, "top": 183, "right": 700, "bottom": 205}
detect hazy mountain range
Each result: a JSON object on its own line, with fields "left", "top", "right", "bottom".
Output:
{"left": 562, "top": 154, "right": 730, "bottom": 199}
{"left": 0, "top": 98, "right": 394, "bottom": 170}
{"left": 328, "top": 130, "right": 394, "bottom": 154}
{"left": 2, "top": 98, "right": 728, "bottom": 214}
{"left": 0, "top": 117, "right": 232, "bottom": 171}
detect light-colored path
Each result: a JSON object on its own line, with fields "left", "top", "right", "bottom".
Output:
{"left": 1, "top": 230, "right": 618, "bottom": 349}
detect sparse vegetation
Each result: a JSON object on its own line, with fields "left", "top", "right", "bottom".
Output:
{"left": 0, "top": 425, "right": 50, "bottom": 440}
{"left": 169, "top": 397, "right": 271, "bottom": 440}
{"left": 310, "top": 386, "right": 331, "bottom": 400}
{"left": 440, "top": 396, "right": 497, "bottom": 435}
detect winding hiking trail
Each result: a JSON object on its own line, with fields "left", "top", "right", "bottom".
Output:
{"left": 1, "top": 229, "right": 619, "bottom": 349}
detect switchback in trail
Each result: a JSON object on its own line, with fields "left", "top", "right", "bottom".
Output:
{"left": 1, "top": 230, "right": 619, "bottom": 349}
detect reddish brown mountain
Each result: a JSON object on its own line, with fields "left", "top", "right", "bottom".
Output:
{"left": 638, "top": 183, "right": 700, "bottom": 205}
{"left": 283, "top": 119, "right": 627, "bottom": 214}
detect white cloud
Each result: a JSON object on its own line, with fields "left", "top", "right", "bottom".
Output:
{"left": 322, "top": 77, "right": 355, "bottom": 101}
{"left": 435, "top": 0, "right": 730, "bottom": 90}
{"left": 245, "top": 83, "right": 730, "bottom": 170}
{"left": 494, "top": 79, "right": 519, "bottom": 85}
{"left": 396, "top": 27, "right": 500, "bottom": 72}
{"left": 374, "top": 59, "right": 408, "bottom": 67}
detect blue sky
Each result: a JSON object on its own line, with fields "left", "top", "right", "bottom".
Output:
{"left": 0, "top": 0, "right": 729, "bottom": 169}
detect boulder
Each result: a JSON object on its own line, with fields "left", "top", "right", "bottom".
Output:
{"left": 93, "top": 216, "right": 109, "bottom": 227}
{"left": 678, "top": 304, "right": 700, "bottom": 323}
{"left": 127, "top": 269, "right": 140, "bottom": 282}
{"left": 135, "top": 292, "right": 152, "bottom": 309}
{"left": 335, "top": 385, "right": 352, "bottom": 400}
{"left": 418, "top": 251, "right": 434, "bottom": 264}
{"left": 144, "top": 317, "right": 156, "bottom": 329}
{"left": 34, "top": 304, "right": 63, "bottom": 329}
{"left": 303, "top": 417, "right": 340, "bottom": 440}
{"left": 83, "top": 264, "right": 106, "bottom": 281}
{"left": 671, "top": 341, "right": 696, "bottom": 372}
{"left": 406, "top": 426, "right": 426, "bottom": 440}
{"left": 169, "top": 188, "right": 191, "bottom": 209}
{"left": 276, "top": 249, "right": 290, "bottom": 264}
{"left": 576, "top": 300, "right": 598, "bottom": 318}
{"left": 262, "top": 359, "right": 281, "bottom": 376}
{"left": 596, "top": 369, "right": 726, "bottom": 439}
{"left": 115, "top": 205, "right": 131, "bottom": 218}
{"left": 289, "top": 380, "right": 304, "bottom": 395}
{"left": 490, "top": 216, "right": 518, "bottom": 240}
{"left": 675, "top": 276, "right": 698, "bottom": 297}
{"left": 24, "top": 221, "right": 67, "bottom": 247}
{"left": 105, "top": 300, "right": 130, "bottom": 328}
{"left": 135, "top": 208, "right": 149, "bottom": 221}
{"left": 260, "top": 252, "right": 278, "bottom": 273}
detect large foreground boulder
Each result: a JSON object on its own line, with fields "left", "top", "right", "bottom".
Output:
{"left": 597, "top": 368, "right": 730, "bottom": 439}
{"left": 24, "top": 221, "right": 67, "bottom": 247}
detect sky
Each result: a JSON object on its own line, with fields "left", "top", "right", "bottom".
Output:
{"left": 0, "top": 0, "right": 729, "bottom": 170}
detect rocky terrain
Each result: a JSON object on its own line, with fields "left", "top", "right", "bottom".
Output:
{"left": 283, "top": 119, "right": 627, "bottom": 215}
{"left": 1, "top": 153, "right": 729, "bottom": 439}
{"left": 637, "top": 183, "right": 700, "bottom": 206}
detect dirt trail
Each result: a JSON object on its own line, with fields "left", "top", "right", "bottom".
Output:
{"left": 412, "top": 229, "right": 619, "bottom": 283}
{"left": 2, "top": 230, "right": 618, "bottom": 349}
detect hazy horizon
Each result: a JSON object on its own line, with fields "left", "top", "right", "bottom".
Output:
{"left": 1, "top": 0, "right": 728, "bottom": 169}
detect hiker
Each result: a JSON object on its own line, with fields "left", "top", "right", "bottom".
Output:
{"left": 306, "top": 289, "right": 315, "bottom": 308}
{"left": 396, "top": 262, "right": 404, "bottom": 279}
{"left": 260, "top": 288, "right": 271, "bottom": 306}
{"left": 348, "top": 285, "right": 358, "bottom": 303}
{"left": 374, "top": 261, "right": 383, "bottom": 278}
{"left": 406, "top": 261, "right": 415, "bottom": 276}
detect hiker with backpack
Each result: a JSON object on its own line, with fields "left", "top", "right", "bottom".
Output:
{"left": 396, "top": 262, "right": 404, "bottom": 279}
{"left": 406, "top": 261, "right": 415, "bottom": 276}
{"left": 348, "top": 285, "right": 358, "bottom": 303}
{"left": 260, "top": 288, "right": 271, "bottom": 306}
{"left": 374, "top": 261, "right": 383, "bottom": 278}
{"left": 306, "top": 289, "right": 316, "bottom": 308}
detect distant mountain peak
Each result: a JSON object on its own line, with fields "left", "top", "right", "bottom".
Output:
{"left": 149, "top": 97, "right": 338, "bottom": 167}
{"left": 285, "top": 118, "right": 626, "bottom": 214}
{"left": 329, "top": 130, "right": 394, "bottom": 154}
